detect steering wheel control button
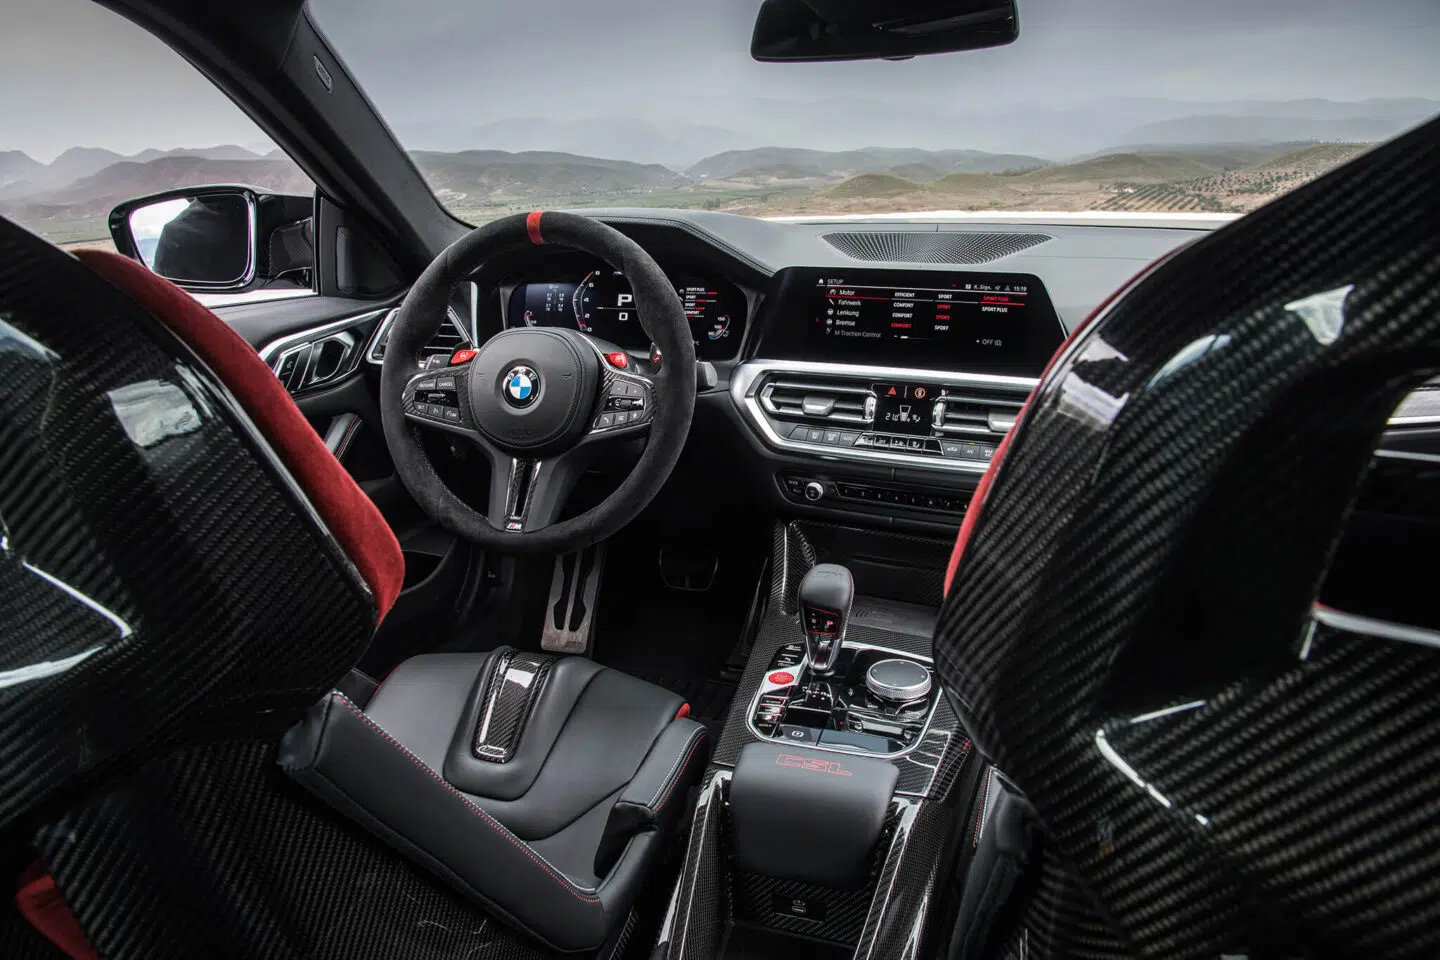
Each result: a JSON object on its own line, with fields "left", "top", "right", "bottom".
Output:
{"left": 449, "top": 348, "right": 478, "bottom": 365}
{"left": 604, "top": 351, "right": 629, "bottom": 368}
{"left": 768, "top": 671, "right": 795, "bottom": 685}
{"left": 436, "top": 377, "right": 456, "bottom": 390}
{"left": 418, "top": 379, "right": 437, "bottom": 392}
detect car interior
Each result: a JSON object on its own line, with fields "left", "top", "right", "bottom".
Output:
{"left": 3, "top": 2, "right": 1440, "bottom": 959}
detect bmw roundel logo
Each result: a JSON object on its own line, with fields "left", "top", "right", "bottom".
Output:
{"left": 503, "top": 366, "right": 539, "bottom": 408}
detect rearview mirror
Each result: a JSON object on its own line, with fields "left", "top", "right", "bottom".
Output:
{"left": 751, "top": 0, "right": 1018, "bottom": 62}
{"left": 109, "top": 185, "right": 314, "bottom": 293}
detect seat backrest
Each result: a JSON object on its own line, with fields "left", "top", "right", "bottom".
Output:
{"left": 0, "top": 215, "right": 394, "bottom": 834}
{"left": 934, "top": 115, "right": 1440, "bottom": 958}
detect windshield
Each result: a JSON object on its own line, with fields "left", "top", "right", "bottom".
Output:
{"left": 309, "top": 0, "right": 1439, "bottom": 224}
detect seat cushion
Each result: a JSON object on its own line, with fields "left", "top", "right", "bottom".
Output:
{"left": 278, "top": 650, "right": 709, "bottom": 952}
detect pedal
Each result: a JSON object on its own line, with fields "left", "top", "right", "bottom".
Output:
{"left": 658, "top": 547, "right": 718, "bottom": 592}
{"left": 541, "top": 542, "right": 605, "bottom": 655}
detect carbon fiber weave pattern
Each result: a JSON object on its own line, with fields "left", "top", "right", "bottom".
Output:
{"left": 935, "top": 115, "right": 1440, "bottom": 957}
{"left": 854, "top": 797, "right": 966, "bottom": 960}
{"left": 34, "top": 738, "right": 554, "bottom": 960}
{"left": 769, "top": 519, "right": 816, "bottom": 615}
{"left": 0, "top": 907, "right": 60, "bottom": 960}
{"left": 474, "top": 650, "right": 555, "bottom": 761}
{"left": 655, "top": 769, "right": 729, "bottom": 958}
{"left": 725, "top": 804, "right": 899, "bottom": 946}
{"left": 0, "top": 218, "right": 374, "bottom": 833}
{"left": 0, "top": 219, "right": 566, "bottom": 957}
{"left": 728, "top": 871, "right": 876, "bottom": 945}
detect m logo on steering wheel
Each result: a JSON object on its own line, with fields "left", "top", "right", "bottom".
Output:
{"left": 503, "top": 366, "right": 539, "bottom": 408}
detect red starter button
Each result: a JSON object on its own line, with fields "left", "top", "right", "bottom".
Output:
{"left": 768, "top": 671, "right": 795, "bottom": 685}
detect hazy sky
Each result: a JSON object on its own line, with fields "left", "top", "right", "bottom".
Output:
{"left": 3, "top": 0, "right": 1439, "bottom": 161}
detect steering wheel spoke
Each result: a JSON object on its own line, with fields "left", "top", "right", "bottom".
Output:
{"left": 485, "top": 454, "right": 581, "bottom": 534}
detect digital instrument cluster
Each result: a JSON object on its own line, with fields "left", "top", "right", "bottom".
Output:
{"left": 507, "top": 266, "right": 747, "bottom": 360}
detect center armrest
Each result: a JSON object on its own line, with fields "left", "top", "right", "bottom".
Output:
{"left": 728, "top": 741, "right": 898, "bottom": 889}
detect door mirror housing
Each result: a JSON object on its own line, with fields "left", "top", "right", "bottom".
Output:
{"left": 751, "top": 0, "right": 1018, "bottom": 62}
{"left": 109, "top": 185, "right": 314, "bottom": 293}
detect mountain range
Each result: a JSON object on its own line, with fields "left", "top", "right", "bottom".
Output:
{"left": 2, "top": 96, "right": 1434, "bottom": 244}
{"left": 391, "top": 98, "right": 1439, "bottom": 168}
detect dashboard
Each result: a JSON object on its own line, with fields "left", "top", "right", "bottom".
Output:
{"left": 345, "top": 209, "right": 1422, "bottom": 531}
{"left": 246, "top": 208, "right": 1440, "bottom": 534}
{"left": 456, "top": 213, "right": 1216, "bottom": 529}
{"left": 502, "top": 261, "right": 748, "bottom": 360}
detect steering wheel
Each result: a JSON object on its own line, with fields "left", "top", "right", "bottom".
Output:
{"left": 379, "top": 211, "right": 697, "bottom": 553}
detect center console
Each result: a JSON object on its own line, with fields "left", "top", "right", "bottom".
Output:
{"left": 655, "top": 523, "right": 985, "bottom": 960}
{"left": 730, "top": 266, "right": 1063, "bottom": 529}
{"left": 749, "top": 564, "right": 939, "bottom": 755}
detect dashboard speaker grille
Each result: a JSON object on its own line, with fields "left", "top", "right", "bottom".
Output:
{"left": 821, "top": 231, "right": 1051, "bottom": 264}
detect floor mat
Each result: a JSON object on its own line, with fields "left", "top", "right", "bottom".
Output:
{"left": 597, "top": 604, "right": 740, "bottom": 733}
{"left": 623, "top": 670, "right": 736, "bottom": 734}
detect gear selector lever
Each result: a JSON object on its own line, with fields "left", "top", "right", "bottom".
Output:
{"left": 797, "top": 564, "right": 853, "bottom": 676}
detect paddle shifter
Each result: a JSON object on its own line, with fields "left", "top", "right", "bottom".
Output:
{"left": 797, "top": 563, "right": 853, "bottom": 676}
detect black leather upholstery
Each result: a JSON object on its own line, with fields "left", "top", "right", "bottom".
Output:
{"left": 279, "top": 651, "right": 709, "bottom": 953}
{"left": 947, "top": 767, "right": 1041, "bottom": 960}
{"left": 728, "top": 742, "right": 897, "bottom": 889}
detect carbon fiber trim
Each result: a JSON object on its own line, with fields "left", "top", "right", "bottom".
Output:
{"left": 729, "top": 871, "right": 876, "bottom": 945}
{"left": 769, "top": 520, "right": 817, "bottom": 616}
{"left": 473, "top": 650, "right": 555, "bottom": 762}
{"left": 935, "top": 115, "right": 1440, "bottom": 958}
{"left": 656, "top": 769, "right": 730, "bottom": 959}
{"left": 0, "top": 217, "right": 374, "bottom": 834}
{"left": 34, "top": 739, "right": 553, "bottom": 960}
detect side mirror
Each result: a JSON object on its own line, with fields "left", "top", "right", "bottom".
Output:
{"left": 109, "top": 185, "right": 314, "bottom": 293}
{"left": 751, "top": 0, "right": 1018, "bottom": 62}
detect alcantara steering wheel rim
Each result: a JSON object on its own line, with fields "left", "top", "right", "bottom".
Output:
{"left": 379, "top": 211, "right": 696, "bottom": 553}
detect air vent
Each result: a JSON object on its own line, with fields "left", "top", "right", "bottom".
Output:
{"left": 419, "top": 316, "right": 467, "bottom": 361}
{"left": 935, "top": 391, "right": 1025, "bottom": 437}
{"left": 1392, "top": 385, "right": 1440, "bottom": 424}
{"left": 760, "top": 380, "right": 871, "bottom": 425}
{"left": 367, "top": 308, "right": 471, "bottom": 365}
{"left": 821, "top": 231, "right": 1051, "bottom": 264}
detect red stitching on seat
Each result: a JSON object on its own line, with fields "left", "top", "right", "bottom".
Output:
{"left": 653, "top": 734, "right": 707, "bottom": 814}
{"left": 333, "top": 696, "right": 600, "bottom": 903}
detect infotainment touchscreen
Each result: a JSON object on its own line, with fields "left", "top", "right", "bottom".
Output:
{"left": 754, "top": 267, "right": 1067, "bottom": 376}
